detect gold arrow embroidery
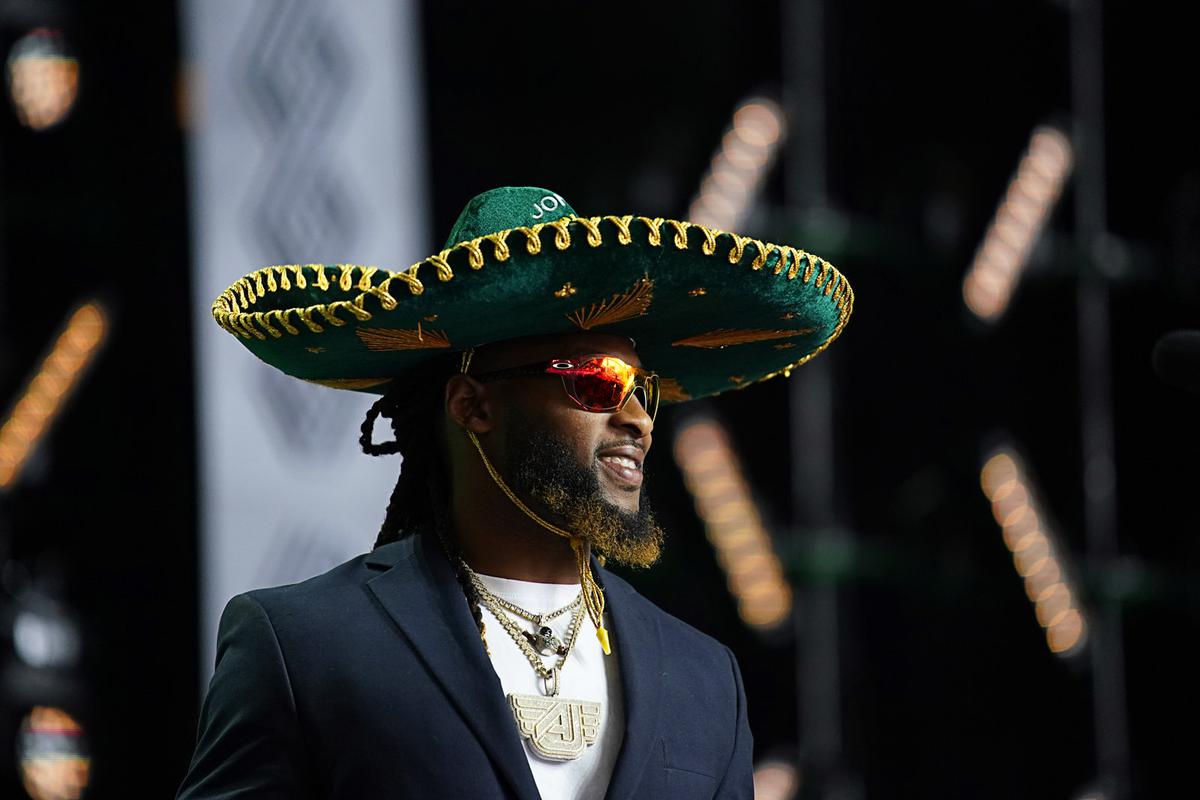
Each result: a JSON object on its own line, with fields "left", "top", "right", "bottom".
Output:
{"left": 356, "top": 326, "right": 451, "bottom": 351}
{"left": 671, "top": 327, "right": 815, "bottom": 349}
{"left": 302, "top": 377, "right": 391, "bottom": 390}
{"left": 566, "top": 277, "right": 653, "bottom": 330}
{"left": 658, "top": 377, "right": 691, "bottom": 402}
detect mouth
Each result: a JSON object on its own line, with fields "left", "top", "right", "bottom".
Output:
{"left": 597, "top": 444, "right": 644, "bottom": 489}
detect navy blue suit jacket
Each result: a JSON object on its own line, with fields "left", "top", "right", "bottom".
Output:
{"left": 177, "top": 529, "right": 754, "bottom": 799}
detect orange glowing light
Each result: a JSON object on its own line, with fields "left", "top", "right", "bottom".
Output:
{"left": 0, "top": 302, "right": 108, "bottom": 490}
{"left": 675, "top": 416, "right": 792, "bottom": 630}
{"left": 979, "top": 446, "right": 1087, "bottom": 657}
{"left": 689, "top": 96, "right": 786, "bottom": 230}
{"left": 963, "top": 126, "right": 1073, "bottom": 321}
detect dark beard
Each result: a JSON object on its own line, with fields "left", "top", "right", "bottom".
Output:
{"left": 503, "top": 417, "right": 664, "bottom": 569}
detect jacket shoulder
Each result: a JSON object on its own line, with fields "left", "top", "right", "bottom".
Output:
{"left": 242, "top": 537, "right": 417, "bottom": 615}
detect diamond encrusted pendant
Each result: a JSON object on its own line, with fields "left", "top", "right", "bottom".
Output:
{"left": 523, "top": 625, "right": 565, "bottom": 656}
{"left": 508, "top": 692, "right": 602, "bottom": 761}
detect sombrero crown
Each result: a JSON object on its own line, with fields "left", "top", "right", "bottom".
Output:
{"left": 212, "top": 186, "right": 853, "bottom": 400}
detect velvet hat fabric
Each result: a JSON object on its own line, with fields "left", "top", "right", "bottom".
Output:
{"left": 211, "top": 186, "right": 853, "bottom": 401}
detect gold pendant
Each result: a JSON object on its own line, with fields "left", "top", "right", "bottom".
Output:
{"left": 507, "top": 693, "right": 602, "bottom": 761}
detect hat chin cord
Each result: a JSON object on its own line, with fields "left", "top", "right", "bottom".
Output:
{"left": 464, "top": 428, "right": 611, "bottom": 656}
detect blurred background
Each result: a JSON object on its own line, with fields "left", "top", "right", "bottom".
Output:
{"left": 0, "top": 0, "right": 1197, "bottom": 798}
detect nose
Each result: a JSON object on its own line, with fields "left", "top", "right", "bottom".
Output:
{"left": 611, "top": 390, "right": 654, "bottom": 441}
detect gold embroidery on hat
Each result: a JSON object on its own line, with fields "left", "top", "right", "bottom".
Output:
{"left": 428, "top": 251, "right": 454, "bottom": 282}
{"left": 463, "top": 239, "right": 485, "bottom": 269}
{"left": 251, "top": 311, "right": 277, "bottom": 339}
{"left": 605, "top": 215, "right": 633, "bottom": 244}
{"left": 750, "top": 241, "right": 770, "bottom": 270}
{"left": 688, "top": 287, "right": 707, "bottom": 297}
{"left": 729, "top": 375, "right": 746, "bottom": 384}
{"left": 638, "top": 217, "right": 664, "bottom": 246}
{"left": 548, "top": 218, "right": 572, "bottom": 250}
{"left": 566, "top": 277, "right": 653, "bottom": 330}
{"left": 815, "top": 261, "right": 829, "bottom": 289}
{"left": 312, "top": 264, "right": 330, "bottom": 291}
{"left": 355, "top": 266, "right": 377, "bottom": 290}
{"left": 357, "top": 326, "right": 451, "bottom": 351}
{"left": 306, "top": 346, "right": 327, "bottom": 353}
{"left": 272, "top": 309, "right": 300, "bottom": 335}
{"left": 303, "top": 377, "right": 390, "bottom": 390}
{"left": 658, "top": 378, "right": 691, "bottom": 403}
{"left": 211, "top": 217, "right": 853, "bottom": 375}
{"left": 802, "top": 257, "right": 816, "bottom": 283}
{"left": 578, "top": 216, "right": 603, "bottom": 246}
{"left": 727, "top": 234, "right": 748, "bottom": 264}
{"left": 296, "top": 307, "right": 324, "bottom": 334}
{"left": 781, "top": 311, "right": 796, "bottom": 320}
{"left": 337, "top": 264, "right": 355, "bottom": 291}
{"left": 317, "top": 305, "right": 347, "bottom": 327}
{"left": 486, "top": 230, "right": 511, "bottom": 261}
{"left": 554, "top": 282, "right": 578, "bottom": 299}
{"left": 519, "top": 225, "right": 543, "bottom": 255}
{"left": 672, "top": 328, "right": 816, "bottom": 349}
{"left": 773, "top": 343, "right": 795, "bottom": 350}
{"left": 423, "top": 314, "right": 439, "bottom": 322}
{"left": 668, "top": 220, "right": 690, "bottom": 250}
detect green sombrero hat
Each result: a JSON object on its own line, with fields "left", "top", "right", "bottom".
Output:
{"left": 212, "top": 186, "right": 854, "bottom": 400}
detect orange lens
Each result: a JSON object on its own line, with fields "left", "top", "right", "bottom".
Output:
{"left": 563, "top": 356, "right": 634, "bottom": 411}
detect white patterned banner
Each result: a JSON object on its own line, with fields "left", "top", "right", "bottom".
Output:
{"left": 180, "top": 0, "right": 428, "bottom": 679}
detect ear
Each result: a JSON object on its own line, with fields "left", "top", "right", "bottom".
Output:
{"left": 445, "top": 374, "right": 493, "bottom": 434}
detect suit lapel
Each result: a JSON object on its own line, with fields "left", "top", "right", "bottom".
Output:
{"left": 364, "top": 532, "right": 542, "bottom": 800}
{"left": 597, "top": 565, "right": 664, "bottom": 800}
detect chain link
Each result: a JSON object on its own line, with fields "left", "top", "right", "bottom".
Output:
{"left": 460, "top": 558, "right": 586, "bottom": 684}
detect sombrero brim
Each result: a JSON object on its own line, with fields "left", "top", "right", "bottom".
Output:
{"left": 212, "top": 214, "right": 853, "bottom": 401}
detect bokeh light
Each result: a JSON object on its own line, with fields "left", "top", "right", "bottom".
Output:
{"left": 674, "top": 415, "right": 793, "bottom": 630}
{"left": 979, "top": 448, "right": 1088, "bottom": 657}
{"left": 0, "top": 302, "right": 109, "bottom": 490}
{"left": 689, "top": 97, "right": 787, "bottom": 231}
{"left": 753, "top": 758, "right": 800, "bottom": 800}
{"left": 16, "top": 706, "right": 91, "bottom": 800}
{"left": 6, "top": 28, "right": 80, "bottom": 131}
{"left": 963, "top": 126, "right": 1073, "bottom": 321}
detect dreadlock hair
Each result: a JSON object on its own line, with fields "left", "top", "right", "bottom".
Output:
{"left": 359, "top": 352, "right": 489, "bottom": 648}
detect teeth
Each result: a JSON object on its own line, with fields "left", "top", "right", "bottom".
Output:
{"left": 601, "top": 455, "right": 640, "bottom": 471}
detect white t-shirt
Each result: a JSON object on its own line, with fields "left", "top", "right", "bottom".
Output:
{"left": 475, "top": 572, "right": 625, "bottom": 800}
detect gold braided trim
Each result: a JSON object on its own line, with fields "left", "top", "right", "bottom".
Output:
{"left": 671, "top": 327, "right": 817, "bottom": 349}
{"left": 211, "top": 217, "right": 852, "bottom": 355}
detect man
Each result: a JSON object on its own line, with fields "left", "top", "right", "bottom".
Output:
{"left": 179, "top": 186, "right": 853, "bottom": 799}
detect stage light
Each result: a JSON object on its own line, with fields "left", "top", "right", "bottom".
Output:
{"left": 5, "top": 28, "right": 79, "bottom": 131}
{"left": 979, "top": 447, "right": 1087, "bottom": 657}
{"left": 753, "top": 758, "right": 800, "bottom": 800}
{"left": 0, "top": 302, "right": 109, "bottom": 491}
{"left": 963, "top": 126, "right": 1073, "bottom": 322}
{"left": 16, "top": 706, "right": 91, "bottom": 800}
{"left": 674, "top": 415, "right": 793, "bottom": 630}
{"left": 688, "top": 97, "right": 787, "bottom": 231}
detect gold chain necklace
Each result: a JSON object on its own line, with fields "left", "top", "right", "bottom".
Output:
{"left": 458, "top": 557, "right": 603, "bottom": 761}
